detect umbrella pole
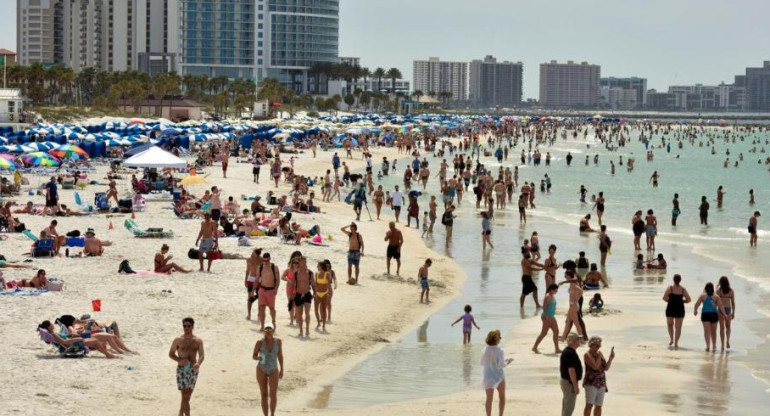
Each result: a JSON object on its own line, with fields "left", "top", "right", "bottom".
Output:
{"left": 363, "top": 201, "right": 373, "bottom": 222}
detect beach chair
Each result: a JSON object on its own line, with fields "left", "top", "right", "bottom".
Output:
{"left": 74, "top": 192, "right": 92, "bottom": 212}
{"left": 124, "top": 219, "right": 174, "bottom": 238}
{"left": 94, "top": 192, "right": 110, "bottom": 212}
{"left": 38, "top": 328, "right": 89, "bottom": 358}
{"left": 32, "top": 239, "right": 55, "bottom": 257}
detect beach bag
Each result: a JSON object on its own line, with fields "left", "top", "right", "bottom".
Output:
{"left": 47, "top": 279, "right": 64, "bottom": 291}
{"left": 209, "top": 250, "right": 223, "bottom": 261}
{"left": 66, "top": 230, "right": 81, "bottom": 237}
{"left": 344, "top": 192, "right": 353, "bottom": 205}
{"left": 118, "top": 260, "right": 136, "bottom": 274}
{"left": 187, "top": 248, "right": 200, "bottom": 259}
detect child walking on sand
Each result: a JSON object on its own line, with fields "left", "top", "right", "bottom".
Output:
{"left": 419, "top": 259, "right": 432, "bottom": 303}
{"left": 451, "top": 304, "right": 481, "bottom": 344}
{"left": 421, "top": 211, "right": 429, "bottom": 237}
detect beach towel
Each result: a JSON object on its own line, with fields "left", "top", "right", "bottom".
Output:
{"left": 23, "top": 229, "right": 38, "bottom": 242}
{"left": 307, "top": 241, "right": 330, "bottom": 247}
{"left": 134, "top": 270, "right": 171, "bottom": 276}
{"left": 1, "top": 288, "right": 50, "bottom": 296}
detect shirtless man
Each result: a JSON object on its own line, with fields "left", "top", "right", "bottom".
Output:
{"left": 749, "top": 211, "right": 760, "bottom": 247}
{"left": 341, "top": 223, "right": 364, "bottom": 284}
{"left": 699, "top": 196, "right": 710, "bottom": 225}
{"left": 384, "top": 222, "right": 403, "bottom": 276}
{"left": 292, "top": 257, "right": 313, "bottom": 337}
{"left": 520, "top": 252, "right": 544, "bottom": 309}
{"left": 82, "top": 229, "right": 111, "bottom": 256}
{"left": 169, "top": 317, "right": 204, "bottom": 416}
{"left": 195, "top": 213, "right": 218, "bottom": 272}
{"left": 245, "top": 248, "right": 263, "bottom": 321}
{"left": 257, "top": 252, "right": 280, "bottom": 331}
{"left": 220, "top": 147, "right": 230, "bottom": 178}
{"left": 645, "top": 209, "right": 658, "bottom": 251}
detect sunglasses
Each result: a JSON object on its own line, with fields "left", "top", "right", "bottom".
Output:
{"left": 183, "top": 324, "right": 192, "bottom": 328}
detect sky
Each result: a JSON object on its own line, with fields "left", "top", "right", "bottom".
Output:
{"left": 3, "top": 0, "right": 770, "bottom": 100}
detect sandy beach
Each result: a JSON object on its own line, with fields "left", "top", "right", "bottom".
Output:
{"left": 3, "top": 124, "right": 769, "bottom": 416}
{"left": 0, "top": 144, "right": 466, "bottom": 416}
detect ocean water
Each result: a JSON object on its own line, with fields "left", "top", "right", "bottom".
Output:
{"left": 311, "top": 125, "right": 770, "bottom": 411}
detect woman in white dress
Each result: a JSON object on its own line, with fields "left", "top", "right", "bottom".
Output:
{"left": 482, "top": 329, "right": 513, "bottom": 416}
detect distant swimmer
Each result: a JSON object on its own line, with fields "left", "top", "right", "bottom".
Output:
{"left": 699, "top": 196, "right": 710, "bottom": 226}
{"left": 749, "top": 211, "right": 760, "bottom": 247}
{"left": 649, "top": 171, "right": 660, "bottom": 188}
{"left": 716, "top": 186, "right": 725, "bottom": 208}
{"left": 749, "top": 188, "right": 755, "bottom": 205}
{"left": 671, "top": 194, "right": 681, "bottom": 226}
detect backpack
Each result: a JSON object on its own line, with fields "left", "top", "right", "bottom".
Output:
{"left": 66, "top": 230, "right": 81, "bottom": 237}
{"left": 118, "top": 260, "right": 136, "bottom": 274}
{"left": 188, "top": 248, "right": 200, "bottom": 259}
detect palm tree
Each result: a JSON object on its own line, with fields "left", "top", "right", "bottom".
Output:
{"left": 386, "top": 68, "right": 403, "bottom": 94}
{"left": 360, "top": 67, "right": 371, "bottom": 92}
{"left": 412, "top": 90, "right": 423, "bottom": 102}
{"left": 372, "top": 68, "right": 386, "bottom": 93}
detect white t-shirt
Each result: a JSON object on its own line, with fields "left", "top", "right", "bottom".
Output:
{"left": 366, "top": 157, "right": 373, "bottom": 168}
{"left": 391, "top": 190, "right": 403, "bottom": 207}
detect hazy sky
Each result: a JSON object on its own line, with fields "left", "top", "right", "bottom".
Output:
{"left": 3, "top": 0, "right": 770, "bottom": 99}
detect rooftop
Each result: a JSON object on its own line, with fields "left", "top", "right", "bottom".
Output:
{"left": 0, "top": 49, "right": 16, "bottom": 56}
{"left": 0, "top": 88, "right": 23, "bottom": 100}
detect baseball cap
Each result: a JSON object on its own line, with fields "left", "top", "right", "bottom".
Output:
{"left": 264, "top": 323, "right": 275, "bottom": 331}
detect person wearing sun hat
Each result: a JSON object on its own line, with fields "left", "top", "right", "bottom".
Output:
{"left": 82, "top": 228, "right": 111, "bottom": 257}
{"left": 253, "top": 322, "right": 283, "bottom": 416}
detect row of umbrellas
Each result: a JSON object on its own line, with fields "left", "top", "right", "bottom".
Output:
{"left": 0, "top": 144, "right": 89, "bottom": 170}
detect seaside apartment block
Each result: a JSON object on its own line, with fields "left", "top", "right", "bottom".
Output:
{"left": 16, "top": 0, "right": 340, "bottom": 93}
{"left": 469, "top": 55, "right": 523, "bottom": 108}
{"left": 539, "top": 61, "right": 600, "bottom": 108}
{"left": 744, "top": 61, "right": 770, "bottom": 111}
{"left": 413, "top": 57, "right": 469, "bottom": 102}
{"left": 16, "top": 0, "right": 179, "bottom": 72}
{"left": 599, "top": 77, "right": 646, "bottom": 110}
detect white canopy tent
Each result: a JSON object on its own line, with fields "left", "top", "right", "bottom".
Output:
{"left": 122, "top": 146, "right": 187, "bottom": 169}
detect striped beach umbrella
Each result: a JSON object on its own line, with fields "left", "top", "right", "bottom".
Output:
{"left": 23, "top": 152, "right": 61, "bottom": 167}
{"left": 0, "top": 158, "right": 17, "bottom": 170}
{"left": 49, "top": 144, "right": 89, "bottom": 160}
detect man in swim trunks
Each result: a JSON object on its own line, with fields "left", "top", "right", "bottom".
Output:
{"left": 169, "top": 317, "right": 204, "bottom": 416}
{"left": 245, "top": 248, "right": 263, "bottom": 320}
{"left": 341, "top": 223, "right": 364, "bottom": 284}
{"left": 749, "top": 211, "right": 760, "bottom": 247}
{"left": 384, "top": 222, "right": 403, "bottom": 276}
{"left": 645, "top": 209, "right": 657, "bottom": 251}
{"left": 257, "top": 252, "right": 280, "bottom": 332}
{"left": 521, "top": 252, "right": 544, "bottom": 309}
{"left": 292, "top": 256, "right": 313, "bottom": 337}
{"left": 699, "top": 196, "right": 710, "bottom": 225}
{"left": 195, "top": 212, "right": 218, "bottom": 272}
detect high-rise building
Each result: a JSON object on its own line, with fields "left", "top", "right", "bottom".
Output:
{"left": 539, "top": 61, "right": 600, "bottom": 108}
{"left": 469, "top": 55, "right": 523, "bottom": 108}
{"left": 600, "top": 86, "right": 638, "bottom": 110}
{"left": 339, "top": 57, "right": 360, "bottom": 67}
{"left": 16, "top": 0, "right": 59, "bottom": 66}
{"left": 17, "top": 0, "right": 178, "bottom": 73}
{"left": 413, "top": 57, "right": 468, "bottom": 101}
{"left": 180, "top": 0, "right": 340, "bottom": 93}
{"left": 665, "top": 83, "right": 745, "bottom": 111}
{"left": 745, "top": 61, "right": 770, "bottom": 111}
{"left": 599, "top": 77, "right": 647, "bottom": 108}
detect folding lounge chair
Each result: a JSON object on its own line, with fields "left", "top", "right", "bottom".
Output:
{"left": 74, "top": 192, "right": 94, "bottom": 212}
{"left": 124, "top": 219, "right": 174, "bottom": 238}
{"left": 32, "top": 239, "right": 55, "bottom": 257}
{"left": 38, "top": 328, "right": 89, "bottom": 358}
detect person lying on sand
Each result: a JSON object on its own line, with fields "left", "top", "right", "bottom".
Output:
{"left": 56, "top": 204, "right": 91, "bottom": 217}
{"left": 2, "top": 269, "right": 48, "bottom": 290}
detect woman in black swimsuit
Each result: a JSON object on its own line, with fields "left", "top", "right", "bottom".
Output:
{"left": 594, "top": 192, "right": 605, "bottom": 225}
{"left": 631, "top": 211, "right": 645, "bottom": 251}
{"left": 663, "top": 274, "right": 691, "bottom": 349}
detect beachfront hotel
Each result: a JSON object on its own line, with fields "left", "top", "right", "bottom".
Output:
{"left": 16, "top": 0, "right": 340, "bottom": 92}
{"left": 469, "top": 55, "right": 523, "bottom": 109}
{"left": 599, "top": 77, "right": 647, "bottom": 110}
{"left": 539, "top": 60, "right": 600, "bottom": 108}
{"left": 413, "top": 57, "right": 469, "bottom": 102}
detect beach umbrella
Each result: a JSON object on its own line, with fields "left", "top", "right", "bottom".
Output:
{"left": 162, "top": 127, "right": 182, "bottom": 136}
{"left": 0, "top": 158, "right": 17, "bottom": 170}
{"left": 23, "top": 152, "right": 61, "bottom": 167}
{"left": 179, "top": 175, "right": 208, "bottom": 186}
{"left": 6, "top": 144, "right": 35, "bottom": 153}
{"left": 49, "top": 144, "right": 89, "bottom": 160}
{"left": 0, "top": 153, "right": 16, "bottom": 161}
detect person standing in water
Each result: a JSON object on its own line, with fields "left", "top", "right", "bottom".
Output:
{"left": 169, "top": 317, "right": 205, "bottom": 416}
{"left": 253, "top": 322, "right": 283, "bottom": 416}
{"left": 693, "top": 282, "right": 727, "bottom": 352}
{"left": 520, "top": 252, "right": 544, "bottom": 309}
{"left": 481, "top": 212, "right": 494, "bottom": 250}
{"left": 649, "top": 171, "right": 660, "bottom": 188}
{"left": 593, "top": 192, "right": 605, "bottom": 225}
{"left": 481, "top": 330, "right": 513, "bottom": 416}
{"left": 699, "top": 196, "right": 710, "bottom": 226}
{"left": 532, "top": 284, "right": 561, "bottom": 354}
{"left": 663, "top": 274, "right": 691, "bottom": 349}
{"left": 717, "top": 276, "right": 735, "bottom": 351}
{"left": 749, "top": 211, "right": 760, "bottom": 247}
{"left": 645, "top": 209, "right": 658, "bottom": 251}
{"left": 749, "top": 189, "right": 755, "bottom": 205}
{"left": 671, "top": 193, "right": 681, "bottom": 226}
{"left": 451, "top": 304, "right": 481, "bottom": 344}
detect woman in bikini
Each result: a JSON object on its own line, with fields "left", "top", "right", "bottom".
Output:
{"left": 280, "top": 251, "right": 302, "bottom": 326}
{"left": 373, "top": 185, "right": 385, "bottom": 220}
{"left": 323, "top": 259, "right": 337, "bottom": 323}
{"left": 154, "top": 244, "right": 191, "bottom": 274}
{"left": 530, "top": 231, "right": 541, "bottom": 261}
{"left": 253, "top": 323, "right": 283, "bottom": 416}
{"left": 542, "top": 244, "right": 559, "bottom": 290}
{"left": 560, "top": 270, "right": 585, "bottom": 341}
{"left": 314, "top": 261, "right": 333, "bottom": 332}
{"left": 717, "top": 276, "right": 735, "bottom": 350}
